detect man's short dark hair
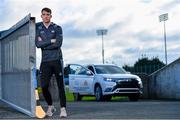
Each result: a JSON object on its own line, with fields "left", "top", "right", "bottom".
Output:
{"left": 41, "top": 7, "right": 52, "bottom": 14}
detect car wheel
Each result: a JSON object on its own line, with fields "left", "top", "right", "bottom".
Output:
{"left": 73, "top": 93, "right": 82, "bottom": 101}
{"left": 95, "top": 85, "right": 103, "bottom": 101}
{"left": 103, "top": 95, "right": 112, "bottom": 101}
{"left": 128, "top": 94, "right": 139, "bottom": 101}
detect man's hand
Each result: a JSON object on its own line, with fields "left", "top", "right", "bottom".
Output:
{"left": 51, "top": 39, "right": 56, "bottom": 43}
{"left": 38, "top": 37, "right": 42, "bottom": 41}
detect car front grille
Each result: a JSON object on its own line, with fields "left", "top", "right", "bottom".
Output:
{"left": 113, "top": 79, "right": 139, "bottom": 90}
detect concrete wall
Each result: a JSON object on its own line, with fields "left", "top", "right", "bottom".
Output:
{"left": 149, "top": 58, "right": 180, "bottom": 99}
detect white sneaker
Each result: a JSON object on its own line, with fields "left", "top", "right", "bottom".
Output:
{"left": 60, "top": 107, "right": 67, "bottom": 118}
{"left": 46, "top": 106, "right": 56, "bottom": 117}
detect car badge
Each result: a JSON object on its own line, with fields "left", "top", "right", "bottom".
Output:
{"left": 84, "top": 80, "right": 88, "bottom": 86}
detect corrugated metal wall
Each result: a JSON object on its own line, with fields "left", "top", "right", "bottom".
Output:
{"left": 0, "top": 14, "right": 36, "bottom": 117}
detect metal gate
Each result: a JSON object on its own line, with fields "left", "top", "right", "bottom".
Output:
{"left": 0, "top": 14, "right": 36, "bottom": 117}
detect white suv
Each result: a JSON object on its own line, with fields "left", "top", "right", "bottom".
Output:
{"left": 68, "top": 64, "right": 143, "bottom": 101}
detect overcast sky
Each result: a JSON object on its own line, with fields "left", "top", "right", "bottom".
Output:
{"left": 0, "top": 0, "right": 180, "bottom": 68}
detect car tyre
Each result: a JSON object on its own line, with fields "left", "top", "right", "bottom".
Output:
{"left": 95, "top": 85, "right": 103, "bottom": 101}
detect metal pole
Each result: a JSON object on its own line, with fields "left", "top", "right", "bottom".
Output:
{"left": 102, "top": 33, "right": 104, "bottom": 64}
{"left": 96, "top": 29, "right": 107, "bottom": 64}
{"left": 159, "top": 13, "right": 168, "bottom": 65}
{"left": 163, "top": 21, "right": 167, "bottom": 65}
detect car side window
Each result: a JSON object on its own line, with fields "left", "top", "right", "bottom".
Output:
{"left": 77, "top": 67, "right": 87, "bottom": 75}
{"left": 68, "top": 65, "right": 80, "bottom": 75}
{"left": 69, "top": 65, "right": 87, "bottom": 75}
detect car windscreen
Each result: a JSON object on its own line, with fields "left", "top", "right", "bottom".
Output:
{"left": 95, "top": 65, "right": 126, "bottom": 74}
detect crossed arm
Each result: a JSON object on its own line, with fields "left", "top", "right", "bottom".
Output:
{"left": 35, "top": 26, "right": 63, "bottom": 50}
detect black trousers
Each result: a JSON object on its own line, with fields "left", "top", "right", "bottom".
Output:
{"left": 40, "top": 60, "right": 66, "bottom": 107}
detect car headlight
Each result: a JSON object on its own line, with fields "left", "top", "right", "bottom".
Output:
{"left": 104, "top": 78, "right": 114, "bottom": 82}
{"left": 137, "top": 77, "right": 143, "bottom": 88}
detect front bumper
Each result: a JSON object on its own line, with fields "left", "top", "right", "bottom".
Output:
{"left": 104, "top": 87, "right": 143, "bottom": 96}
{"left": 103, "top": 81, "right": 143, "bottom": 96}
{"left": 114, "top": 88, "right": 142, "bottom": 94}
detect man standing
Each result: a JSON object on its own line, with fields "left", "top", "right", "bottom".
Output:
{"left": 35, "top": 7, "right": 67, "bottom": 118}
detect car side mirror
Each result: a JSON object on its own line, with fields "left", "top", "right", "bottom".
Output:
{"left": 86, "top": 70, "right": 92, "bottom": 76}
